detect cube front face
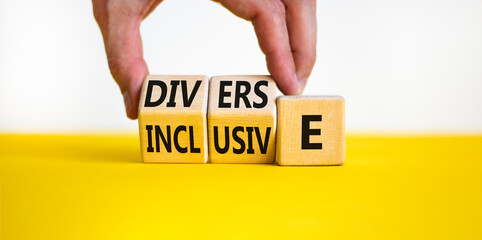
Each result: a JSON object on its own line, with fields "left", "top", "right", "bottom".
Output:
{"left": 276, "top": 96, "right": 345, "bottom": 166}
{"left": 208, "top": 76, "right": 277, "bottom": 163}
{"left": 138, "top": 75, "right": 208, "bottom": 163}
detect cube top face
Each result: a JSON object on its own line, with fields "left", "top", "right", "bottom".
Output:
{"left": 139, "top": 75, "right": 208, "bottom": 115}
{"left": 276, "top": 96, "right": 345, "bottom": 166}
{"left": 208, "top": 75, "right": 276, "bottom": 116}
{"left": 138, "top": 75, "right": 208, "bottom": 163}
{"left": 208, "top": 75, "right": 277, "bottom": 163}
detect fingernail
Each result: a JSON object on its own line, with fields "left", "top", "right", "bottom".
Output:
{"left": 298, "top": 78, "right": 308, "bottom": 94}
{"left": 123, "top": 91, "right": 133, "bottom": 118}
{"left": 293, "top": 74, "right": 301, "bottom": 95}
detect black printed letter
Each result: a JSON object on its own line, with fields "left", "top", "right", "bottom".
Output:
{"left": 301, "top": 115, "right": 322, "bottom": 149}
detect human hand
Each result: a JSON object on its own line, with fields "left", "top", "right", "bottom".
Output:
{"left": 215, "top": 0, "right": 317, "bottom": 96}
{"left": 93, "top": 0, "right": 317, "bottom": 119}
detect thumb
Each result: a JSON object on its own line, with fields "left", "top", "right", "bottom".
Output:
{"left": 94, "top": 4, "right": 148, "bottom": 119}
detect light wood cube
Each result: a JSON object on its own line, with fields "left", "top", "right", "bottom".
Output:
{"left": 276, "top": 96, "right": 345, "bottom": 166}
{"left": 138, "top": 75, "right": 208, "bottom": 163}
{"left": 208, "top": 75, "right": 277, "bottom": 163}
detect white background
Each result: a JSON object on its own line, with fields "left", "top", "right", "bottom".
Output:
{"left": 0, "top": 0, "right": 481, "bottom": 133}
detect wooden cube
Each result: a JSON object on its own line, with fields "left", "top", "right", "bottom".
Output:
{"left": 138, "top": 75, "right": 208, "bottom": 163}
{"left": 276, "top": 96, "right": 345, "bottom": 166}
{"left": 208, "top": 75, "right": 277, "bottom": 163}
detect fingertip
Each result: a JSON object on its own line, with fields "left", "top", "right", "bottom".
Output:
{"left": 112, "top": 58, "right": 146, "bottom": 120}
{"left": 265, "top": 51, "right": 299, "bottom": 95}
{"left": 275, "top": 73, "right": 300, "bottom": 95}
{"left": 298, "top": 77, "right": 308, "bottom": 94}
{"left": 123, "top": 91, "right": 138, "bottom": 120}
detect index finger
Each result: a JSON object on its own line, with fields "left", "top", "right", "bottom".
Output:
{"left": 283, "top": 0, "right": 317, "bottom": 93}
{"left": 215, "top": 0, "right": 300, "bottom": 95}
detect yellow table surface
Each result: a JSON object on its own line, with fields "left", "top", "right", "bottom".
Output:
{"left": 0, "top": 134, "right": 481, "bottom": 239}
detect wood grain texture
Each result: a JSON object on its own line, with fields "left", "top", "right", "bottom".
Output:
{"left": 276, "top": 96, "right": 345, "bottom": 166}
{"left": 208, "top": 75, "right": 277, "bottom": 163}
{"left": 138, "top": 75, "right": 208, "bottom": 163}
